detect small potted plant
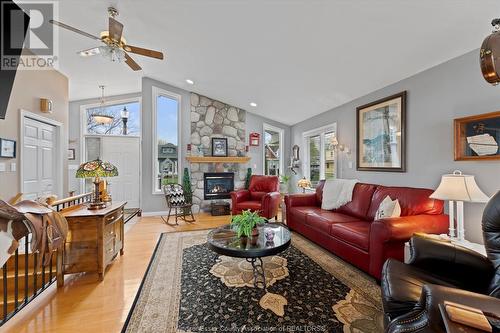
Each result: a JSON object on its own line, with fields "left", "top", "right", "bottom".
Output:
{"left": 231, "top": 209, "right": 266, "bottom": 238}
{"left": 280, "top": 174, "right": 290, "bottom": 194}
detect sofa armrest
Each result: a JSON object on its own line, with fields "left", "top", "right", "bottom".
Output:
{"left": 387, "top": 284, "right": 500, "bottom": 333}
{"left": 407, "top": 235, "right": 494, "bottom": 293}
{"left": 369, "top": 214, "right": 449, "bottom": 279}
{"left": 284, "top": 193, "right": 317, "bottom": 208}
{"left": 230, "top": 190, "right": 250, "bottom": 204}
{"left": 261, "top": 192, "right": 281, "bottom": 219}
{"left": 371, "top": 214, "right": 450, "bottom": 243}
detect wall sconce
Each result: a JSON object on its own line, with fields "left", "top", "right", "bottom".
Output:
{"left": 40, "top": 98, "right": 53, "bottom": 113}
{"left": 338, "top": 144, "right": 351, "bottom": 155}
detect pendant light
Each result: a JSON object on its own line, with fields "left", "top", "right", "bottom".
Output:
{"left": 91, "top": 85, "right": 114, "bottom": 124}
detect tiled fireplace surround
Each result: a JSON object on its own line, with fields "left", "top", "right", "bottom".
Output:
{"left": 189, "top": 93, "right": 248, "bottom": 213}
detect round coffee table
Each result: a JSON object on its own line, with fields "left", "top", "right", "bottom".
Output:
{"left": 207, "top": 223, "right": 291, "bottom": 289}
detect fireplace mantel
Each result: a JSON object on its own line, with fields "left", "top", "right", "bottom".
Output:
{"left": 186, "top": 156, "right": 250, "bottom": 163}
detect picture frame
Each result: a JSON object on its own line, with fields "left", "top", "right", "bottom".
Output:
{"left": 0, "top": 138, "right": 16, "bottom": 158}
{"left": 454, "top": 111, "right": 500, "bottom": 161}
{"left": 211, "top": 137, "right": 228, "bottom": 157}
{"left": 356, "top": 91, "right": 406, "bottom": 172}
{"left": 68, "top": 148, "right": 76, "bottom": 160}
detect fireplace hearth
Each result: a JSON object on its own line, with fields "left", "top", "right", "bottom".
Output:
{"left": 203, "top": 172, "right": 235, "bottom": 200}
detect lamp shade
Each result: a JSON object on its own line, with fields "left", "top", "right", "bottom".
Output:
{"left": 430, "top": 170, "right": 489, "bottom": 203}
{"left": 297, "top": 177, "right": 311, "bottom": 189}
{"left": 76, "top": 159, "right": 118, "bottom": 178}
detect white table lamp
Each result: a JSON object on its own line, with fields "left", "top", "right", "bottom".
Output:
{"left": 430, "top": 170, "right": 489, "bottom": 241}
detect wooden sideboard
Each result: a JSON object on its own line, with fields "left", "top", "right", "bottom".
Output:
{"left": 61, "top": 201, "right": 126, "bottom": 284}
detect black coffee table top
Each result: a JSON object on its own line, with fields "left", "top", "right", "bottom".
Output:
{"left": 207, "top": 223, "right": 291, "bottom": 258}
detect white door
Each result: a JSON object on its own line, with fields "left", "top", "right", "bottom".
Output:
{"left": 22, "top": 117, "right": 57, "bottom": 200}
{"left": 101, "top": 136, "right": 140, "bottom": 208}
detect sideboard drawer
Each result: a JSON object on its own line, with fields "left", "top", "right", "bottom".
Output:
{"left": 104, "top": 209, "right": 122, "bottom": 225}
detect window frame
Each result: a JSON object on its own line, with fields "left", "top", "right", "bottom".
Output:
{"left": 80, "top": 97, "right": 142, "bottom": 137}
{"left": 302, "top": 123, "right": 337, "bottom": 186}
{"left": 151, "top": 86, "right": 182, "bottom": 195}
{"left": 262, "top": 123, "right": 285, "bottom": 178}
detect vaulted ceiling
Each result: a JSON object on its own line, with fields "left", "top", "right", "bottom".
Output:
{"left": 49, "top": 0, "right": 499, "bottom": 125}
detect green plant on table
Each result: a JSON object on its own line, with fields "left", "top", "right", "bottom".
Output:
{"left": 231, "top": 209, "right": 266, "bottom": 238}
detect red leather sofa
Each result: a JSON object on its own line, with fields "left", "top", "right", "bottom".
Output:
{"left": 231, "top": 175, "right": 281, "bottom": 219}
{"left": 285, "top": 181, "right": 449, "bottom": 279}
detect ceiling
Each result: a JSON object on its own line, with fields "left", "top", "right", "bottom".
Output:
{"left": 46, "top": 0, "right": 500, "bottom": 125}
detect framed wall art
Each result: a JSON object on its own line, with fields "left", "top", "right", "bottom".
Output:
{"left": 454, "top": 111, "right": 500, "bottom": 160}
{"left": 0, "top": 138, "right": 16, "bottom": 158}
{"left": 356, "top": 91, "right": 406, "bottom": 172}
{"left": 211, "top": 137, "right": 228, "bottom": 157}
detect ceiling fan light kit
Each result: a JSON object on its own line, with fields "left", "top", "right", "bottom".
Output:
{"left": 480, "top": 18, "right": 500, "bottom": 85}
{"left": 50, "top": 6, "right": 164, "bottom": 71}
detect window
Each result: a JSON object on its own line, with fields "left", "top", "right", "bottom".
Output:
{"left": 85, "top": 100, "right": 140, "bottom": 136}
{"left": 152, "top": 87, "right": 181, "bottom": 194}
{"left": 263, "top": 124, "right": 284, "bottom": 177}
{"left": 303, "top": 124, "right": 337, "bottom": 187}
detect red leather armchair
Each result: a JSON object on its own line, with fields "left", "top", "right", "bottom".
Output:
{"left": 230, "top": 175, "right": 281, "bottom": 219}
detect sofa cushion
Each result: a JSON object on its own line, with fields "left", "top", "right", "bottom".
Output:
{"left": 336, "top": 183, "right": 377, "bottom": 220}
{"left": 235, "top": 201, "right": 262, "bottom": 211}
{"left": 307, "top": 211, "right": 361, "bottom": 224}
{"left": 289, "top": 206, "right": 323, "bottom": 223}
{"left": 330, "top": 221, "right": 371, "bottom": 250}
{"left": 305, "top": 212, "right": 361, "bottom": 235}
{"left": 368, "top": 186, "right": 444, "bottom": 220}
{"left": 250, "top": 192, "right": 266, "bottom": 201}
{"left": 315, "top": 180, "right": 325, "bottom": 204}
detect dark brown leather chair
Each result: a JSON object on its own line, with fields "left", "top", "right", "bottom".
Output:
{"left": 381, "top": 191, "right": 500, "bottom": 333}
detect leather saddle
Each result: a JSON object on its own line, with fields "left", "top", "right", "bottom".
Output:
{"left": 0, "top": 199, "right": 68, "bottom": 267}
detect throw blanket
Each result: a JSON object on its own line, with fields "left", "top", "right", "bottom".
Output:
{"left": 321, "top": 179, "right": 359, "bottom": 210}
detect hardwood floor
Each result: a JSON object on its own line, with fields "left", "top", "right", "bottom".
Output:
{"left": 2, "top": 213, "right": 233, "bottom": 333}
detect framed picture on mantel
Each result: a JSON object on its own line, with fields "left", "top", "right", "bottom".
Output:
{"left": 454, "top": 111, "right": 500, "bottom": 161}
{"left": 211, "top": 137, "right": 228, "bottom": 157}
{"left": 356, "top": 91, "right": 406, "bottom": 172}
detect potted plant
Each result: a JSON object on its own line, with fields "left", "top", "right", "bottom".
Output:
{"left": 231, "top": 209, "right": 266, "bottom": 238}
{"left": 279, "top": 174, "right": 290, "bottom": 194}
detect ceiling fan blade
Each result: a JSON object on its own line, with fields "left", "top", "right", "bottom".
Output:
{"left": 123, "top": 45, "right": 164, "bottom": 60}
{"left": 76, "top": 47, "right": 100, "bottom": 57}
{"left": 50, "top": 19, "right": 101, "bottom": 41}
{"left": 109, "top": 17, "right": 124, "bottom": 42}
{"left": 125, "top": 53, "right": 142, "bottom": 71}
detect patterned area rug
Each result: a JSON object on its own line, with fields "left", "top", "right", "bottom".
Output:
{"left": 122, "top": 230, "right": 383, "bottom": 333}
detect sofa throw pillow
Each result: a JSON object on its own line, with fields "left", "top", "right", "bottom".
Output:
{"left": 375, "top": 195, "right": 401, "bottom": 220}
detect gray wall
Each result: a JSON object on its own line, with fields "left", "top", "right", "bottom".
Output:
{"left": 291, "top": 49, "right": 500, "bottom": 244}
{"left": 246, "top": 112, "right": 291, "bottom": 180}
{"left": 141, "top": 77, "right": 291, "bottom": 213}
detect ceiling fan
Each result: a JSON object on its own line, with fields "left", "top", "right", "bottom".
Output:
{"left": 50, "top": 7, "right": 164, "bottom": 71}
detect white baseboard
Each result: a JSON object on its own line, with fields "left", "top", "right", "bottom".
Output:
{"left": 141, "top": 211, "right": 170, "bottom": 217}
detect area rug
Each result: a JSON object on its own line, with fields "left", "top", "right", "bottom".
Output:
{"left": 122, "top": 230, "right": 383, "bottom": 333}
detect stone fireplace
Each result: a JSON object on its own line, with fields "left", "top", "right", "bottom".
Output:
{"left": 189, "top": 92, "right": 248, "bottom": 213}
{"left": 203, "top": 172, "right": 234, "bottom": 200}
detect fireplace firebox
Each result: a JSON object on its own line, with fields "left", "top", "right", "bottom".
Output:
{"left": 203, "top": 172, "right": 235, "bottom": 200}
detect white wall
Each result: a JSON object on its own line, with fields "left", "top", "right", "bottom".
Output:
{"left": 291, "top": 49, "right": 500, "bottom": 244}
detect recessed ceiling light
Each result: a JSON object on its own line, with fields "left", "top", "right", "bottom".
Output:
{"left": 250, "top": 102, "right": 257, "bottom": 107}
{"left": 185, "top": 79, "right": 195, "bottom": 85}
